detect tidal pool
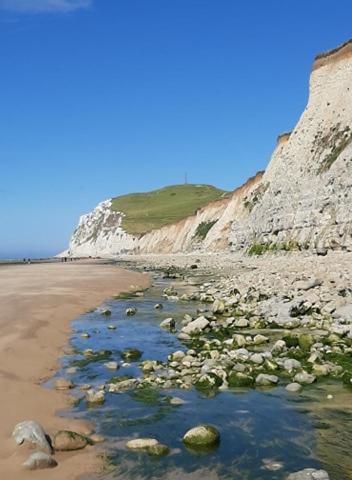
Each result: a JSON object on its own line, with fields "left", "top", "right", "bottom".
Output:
{"left": 53, "top": 276, "right": 352, "bottom": 480}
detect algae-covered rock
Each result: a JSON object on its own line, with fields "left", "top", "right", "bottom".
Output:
{"left": 182, "top": 425, "right": 220, "bottom": 446}
{"left": 228, "top": 372, "right": 254, "bottom": 387}
{"left": 53, "top": 430, "right": 90, "bottom": 451}
{"left": 298, "top": 334, "right": 314, "bottom": 351}
{"left": 121, "top": 348, "right": 143, "bottom": 361}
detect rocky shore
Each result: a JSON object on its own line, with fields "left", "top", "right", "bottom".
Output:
{"left": 117, "top": 251, "right": 352, "bottom": 396}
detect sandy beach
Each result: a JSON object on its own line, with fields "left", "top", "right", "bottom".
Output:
{"left": 0, "top": 260, "right": 150, "bottom": 479}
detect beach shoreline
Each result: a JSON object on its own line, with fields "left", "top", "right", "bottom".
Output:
{"left": 0, "top": 260, "right": 150, "bottom": 479}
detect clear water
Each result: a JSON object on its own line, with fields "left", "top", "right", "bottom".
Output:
{"left": 52, "top": 277, "right": 352, "bottom": 480}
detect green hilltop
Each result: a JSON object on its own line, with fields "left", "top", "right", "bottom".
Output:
{"left": 111, "top": 184, "right": 229, "bottom": 235}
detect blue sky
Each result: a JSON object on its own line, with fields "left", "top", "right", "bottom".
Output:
{"left": 1, "top": 0, "right": 351, "bottom": 258}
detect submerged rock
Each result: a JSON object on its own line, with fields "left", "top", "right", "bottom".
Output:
{"left": 121, "top": 348, "right": 143, "bottom": 361}
{"left": 126, "top": 307, "right": 137, "bottom": 316}
{"left": 286, "top": 382, "right": 302, "bottom": 393}
{"left": 23, "top": 452, "right": 57, "bottom": 470}
{"left": 12, "top": 420, "right": 53, "bottom": 453}
{"left": 104, "top": 361, "right": 119, "bottom": 370}
{"left": 182, "top": 425, "right": 220, "bottom": 446}
{"left": 86, "top": 389, "right": 105, "bottom": 405}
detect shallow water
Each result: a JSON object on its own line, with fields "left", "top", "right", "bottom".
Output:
{"left": 52, "top": 276, "right": 352, "bottom": 480}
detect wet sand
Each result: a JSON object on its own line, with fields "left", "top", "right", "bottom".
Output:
{"left": 0, "top": 260, "right": 150, "bottom": 479}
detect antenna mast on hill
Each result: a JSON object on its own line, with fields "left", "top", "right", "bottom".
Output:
{"left": 184, "top": 172, "right": 188, "bottom": 184}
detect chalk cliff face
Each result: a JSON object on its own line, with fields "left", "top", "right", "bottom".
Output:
{"left": 68, "top": 174, "right": 262, "bottom": 256}
{"left": 230, "top": 40, "right": 352, "bottom": 251}
{"left": 67, "top": 40, "right": 352, "bottom": 257}
{"left": 68, "top": 200, "right": 138, "bottom": 256}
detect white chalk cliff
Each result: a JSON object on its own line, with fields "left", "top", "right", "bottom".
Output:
{"left": 67, "top": 40, "right": 352, "bottom": 257}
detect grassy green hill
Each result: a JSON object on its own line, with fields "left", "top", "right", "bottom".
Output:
{"left": 111, "top": 184, "right": 229, "bottom": 235}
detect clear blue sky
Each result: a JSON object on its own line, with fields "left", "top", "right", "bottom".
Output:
{"left": 1, "top": 0, "right": 351, "bottom": 258}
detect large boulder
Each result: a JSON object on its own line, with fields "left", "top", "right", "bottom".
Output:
{"left": 182, "top": 425, "right": 220, "bottom": 446}
{"left": 12, "top": 420, "right": 53, "bottom": 453}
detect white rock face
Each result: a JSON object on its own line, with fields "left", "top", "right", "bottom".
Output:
{"left": 230, "top": 42, "right": 352, "bottom": 252}
{"left": 67, "top": 41, "right": 352, "bottom": 257}
{"left": 68, "top": 199, "right": 138, "bottom": 256}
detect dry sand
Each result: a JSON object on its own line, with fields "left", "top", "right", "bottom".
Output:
{"left": 0, "top": 260, "right": 150, "bottom": 479}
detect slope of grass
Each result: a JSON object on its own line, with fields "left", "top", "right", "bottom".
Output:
{"left": 111, "top": 184, "right": 229, "bottom": 235}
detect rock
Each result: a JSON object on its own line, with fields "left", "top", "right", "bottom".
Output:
{"left": 283, "top": 358, "right": 302, "bottom": 372}
{"left": 141, "top": 360, "right": 158, "bottom": 372}
{"left": 234, "top": 318, "right": 249, "bottom": 328}
{"left": 228, "top": 372, "right": 254, "bottom": 387}
{"left": 181, "top": 316, "right": 209, "bottom": 335}
{"left": 293, "top": 371, "right": 316, "bottom": 385}
{"left": 212, "top": 299, "right": 225, "bottom": 314}
{"left": 66, "top": 366, "right": 78, "bottom": 374}
{"left": 169, "top": 351, "right": 185, "bottom": 362}
{"left": 169, "top": 396, "right": 186, "bottom": 405}
{"left": 255, "top": 374, "right": 279, "bottom": 386}
{"left": 126, "top": 438, "right": 159, "bottom": 450}
{"left": 86, "top": 389, "right": 105, "bottom": 404}
{"left": 287, "top": 468, "right": 330, "bottom": 480}
{"left": 294, "top": 278, "right": 323, "bottom": 291}
{"left": 12, "top": 420, "right": 53, "bottom": 453}
{"left": 54, "top": 378, "right": 74, "bottom": 390}
{"left": 183, "top": 425, "right": 220, "bottom": 446}
{"left": 286, "top": 382, "right": 302, "bottom": 392}
{"left": 108, "top": 378, "right": 138, "bottom": 392}
{"left": 23, "top": 452, "right": 57, "bottom": 470}
{"left": 154, "top": 303, "right": 163, "bottom": 309}
{"left": 104, "top": 361, "right": 119, "bottom": 370}
{"left": 53, "top": 430, "right": 89, "bottom": 451}
{"left": 160, "top": 317, "right": 176, "bottom": 331}
{"left": 101, "top": 309, "right": 111, "bottom": 316}
{"left": 147, "top": 443, "right": 170, "bottom": 456}
{"left": 178, "top": 332, "right": 191, "bottom": 341}
{"left": 250, "top": 353, "right": 264, "bottom": 364}
{"left": 121, "top": 348, "right": 143, "bottom": 361}
{"left": 90, "top": 434, "right": 105, "bottom": 443}
{"left": 253, "top": 334, "right": 269, "bottom": 345}
{"left": 163, "top": 287, "right": 178, "bottom": 296}
{"left": 108, "top": 324, "right": 117, "bottom": 330}
{"left": 126, "top": 307, "right": 137, "bottom": 316}
{"left": 298, "top": 334, "right": 314, "bottom": 351}
{"left": 81, "top": 332, "right": 90, "bottom": 338}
